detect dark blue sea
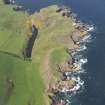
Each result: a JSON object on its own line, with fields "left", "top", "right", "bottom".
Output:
{"left": 15, "top": 0, "right": 105, "bottom": 105}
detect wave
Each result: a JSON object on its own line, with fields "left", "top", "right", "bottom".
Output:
{"left": 70, "top": 76, "right": 84, "bottom": 93}
{"left": 64, "top": 24, "right": 95, "bottom": 105}
{"left": 61, "top": 76, "right": 84, "bottom": 93}
{"left": 73, "top": 58, "right": 87, "bottom": 69}
{"left": 79, "top": 58, "right": 88, "bottom": 64}
{"left": 57, "top": 25, "right": 95, "bottom": 104}
{"left": 80, "top": 34, "right": 92, "bottom": 43}
{"left": 76, "top": 45, "right": 87, "bottom": 52}
{"left": 87, "top": 25, "right": 94, "bottom": 32}
{"left": 65, "top": 68, "right": 85, "bottom": 76}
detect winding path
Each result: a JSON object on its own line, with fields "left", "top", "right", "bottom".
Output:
{"left": 40, "top": 49, "right": 56, "bottom": 105}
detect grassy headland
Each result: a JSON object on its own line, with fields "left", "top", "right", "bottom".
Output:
{"left": 0, "top": 2, "right": 85, "bottom": 105}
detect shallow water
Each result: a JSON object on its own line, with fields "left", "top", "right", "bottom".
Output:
{"left": 15, "top": 0, "right": 105, "bottom": 105}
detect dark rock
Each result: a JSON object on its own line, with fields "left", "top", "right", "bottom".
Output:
{"left": 61, "top": 73, "right": 67, "bottom": 81}
{"left": 56, "top": 8, "right": 63, "bottom": 13}
{"left": 13, "top": 6, "right": 24, "bottom": 11}
{"left": 3, "top": 0, "right": 14, "bottom": 4}
{"left": 62, "top": 12, "right": 70, "bottom": 17}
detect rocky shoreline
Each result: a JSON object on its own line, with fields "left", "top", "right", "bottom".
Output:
{"left": 2, "top": 2, "right": 94, "bottom": 105}
{"left": 47, "top": 6, "right": 94, "bottom": 105}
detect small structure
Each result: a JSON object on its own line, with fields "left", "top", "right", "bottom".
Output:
{"left": 70, "top": 29, "right": 83, "bottom": 45}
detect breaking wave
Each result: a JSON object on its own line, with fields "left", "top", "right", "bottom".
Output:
{"left": 80, "top": 34, "right": 92, "bottom": 43}
{"left": 87, "top": 25, "right": 95, "bottom": 32}
{"left": 70, "top": 76, "right": 84, "bottom": 93}
{"left": 76, "top": 45, "right": 87, "bottom": 52}
{"left": 55, "top": 24, "right": 95, "bottom": 105}
{"left": 65, "top": 25, "right": 95, "bottom": 105}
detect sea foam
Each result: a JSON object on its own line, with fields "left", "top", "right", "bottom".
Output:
{"left": 70, "top": 76, "right": 84, "bottom": 93}
{"left": 76, "top": 45, "right": 87, "bottom": 52}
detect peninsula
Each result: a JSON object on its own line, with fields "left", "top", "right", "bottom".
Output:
{"left": 0, "top": 1, "right": 90, "bottom": 105}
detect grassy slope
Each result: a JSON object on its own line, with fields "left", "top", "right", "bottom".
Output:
{"left": 0, "top": 3, "right": 74, "bottom": 105}
{"left": 0, "top": 3, "right": 44, "bottom": 105}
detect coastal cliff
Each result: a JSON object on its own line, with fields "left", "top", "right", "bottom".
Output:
{"left": 0, "top": 1, "right": 91, "bottom": 105}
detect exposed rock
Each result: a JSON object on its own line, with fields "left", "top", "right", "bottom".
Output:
{"left": 51, "top": 80, "right": 76, "bottom": 93}
{"left": 13, "top": 6, "right": 24, "bottom": 11}
{"left": 57, "top": 59, "right": 80, "bottom": 73}
{"left": 52, "top": 100, "right": 66, "bottom": 105}
{"left": 70, "top": 30, "right": 82, "bottom": 45}
{"left": 57, "top": 63, "right": 74, "bottom": 73}
{"left": 56, "top": 6, "right": 71, "bottom": 12}
{"left": 56, "top": 8, "right": 63, "bottom": 13}
{"left": 62, "top": 12, "right": 71, "bottom": 17}
{"left": 49, "top": 94, "right": 66, "bottom": 105}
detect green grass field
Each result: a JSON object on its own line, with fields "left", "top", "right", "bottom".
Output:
{"left": 0, "top": 3, "right": 45, "bottom": 105}
{"left": 0, "top": 3, "right": 74, "bottom": 105}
